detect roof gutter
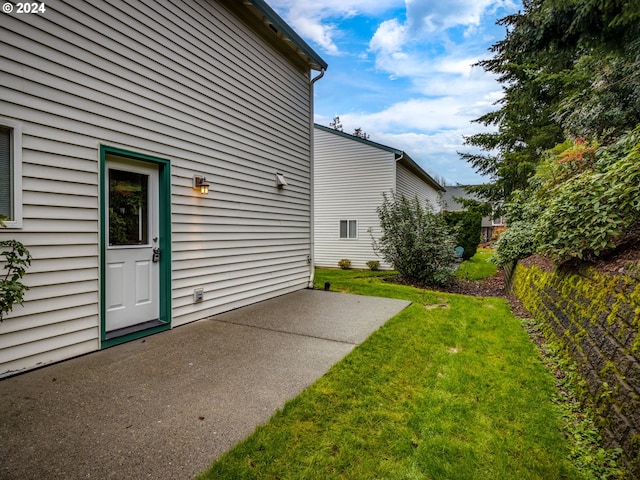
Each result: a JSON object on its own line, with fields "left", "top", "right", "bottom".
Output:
{"left": 311, "top": 68, "right": 325, "bottom": 84}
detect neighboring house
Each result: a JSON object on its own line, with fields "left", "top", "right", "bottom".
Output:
{"left": 0, "top": 0, "right": 327, "bottom": 376}
{"left": 440, "top": 186, "right": 506, "bottom": 242}
{"left": 314, "top": 124, "right": 445, "bottom": 270}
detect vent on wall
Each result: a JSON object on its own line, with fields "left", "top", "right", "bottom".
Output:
{"left": 275, "top": 173, "right": 288, "bottom": 189}
{"left": 193, "top": 288, "right": 204, "bottom": 303}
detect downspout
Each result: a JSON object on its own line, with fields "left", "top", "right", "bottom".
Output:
{"left": 308, "top": 68, "right": 325, "bottom": 289}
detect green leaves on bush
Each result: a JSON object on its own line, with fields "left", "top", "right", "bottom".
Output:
{"left": 496, "top": 126, "right": 640, "bottom": 265}
{"left": 443, "top": 210, "right": 482, "bottom": 261}
{"left": 366, "top": 260, "right": 380, "bottom": 271}
{"left": 492, "top": 221, "right": 536, "bottom": 267}
{"left": 374, "top": 193, "right": 457, "bottom": 286}
{"left": 536, "top": 129, "right": 640, "bottom": 262}
{"left": 338, "top": 258, "right": 351, "bottom": 270}
{"left": 0, "top": 239, "right": 32, "bottom": 322}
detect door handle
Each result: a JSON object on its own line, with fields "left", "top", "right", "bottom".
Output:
{"left": 152, "top": 247, "right": 160, "bottom": 263}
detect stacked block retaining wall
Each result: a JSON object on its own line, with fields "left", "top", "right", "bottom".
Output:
{"left": 512, "top": 261, "right": 640, "bottom": 472}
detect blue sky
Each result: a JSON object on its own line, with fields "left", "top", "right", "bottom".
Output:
{"left": 269, "top": 0, "right": 522, "bottom": 185}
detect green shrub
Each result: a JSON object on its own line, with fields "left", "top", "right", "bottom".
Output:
{"left": 534, "top": 128, "right": 640, "bottom": 261}
{"left": 443, "top": 210, "right": 482, "bottom": 260}
{"left": 495, "top": 127, "right": 640, "bottom": 265}
{"left": 492, "top": 221, "right": 537, "bottom": 267}
{"left": 373, "top": 193, "right": 457, "bottom": 286}
{"left": 0, "top": 217, "right": 32, "bottom": 322}
{"left": 338, "top": 258, "right": 351, "bottom": 270}
{"left": 366, "top": 260, "right": 380, "bottom": 271}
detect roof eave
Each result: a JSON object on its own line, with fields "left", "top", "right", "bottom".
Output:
{"left": 396, "top": 153, "right": 445, "bottom": 192}
{"left": 314, "top": 124, "right": 402, "bottom": 155}
{"left": 243, "top": 0, "right": 328, "bottom": 71}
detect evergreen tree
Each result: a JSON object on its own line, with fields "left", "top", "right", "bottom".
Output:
{"left": 460, "top": 0, "right": 640, "bottom": 203}
{"left": 329, "top": 116, "right": 343, "bottom": 131}
{"left": 353, "top": 128, "right": 370, "bottom": 140}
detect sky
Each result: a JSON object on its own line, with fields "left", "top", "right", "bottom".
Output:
{"left": 268, "top": 0, "right": 523, "bottom": 186}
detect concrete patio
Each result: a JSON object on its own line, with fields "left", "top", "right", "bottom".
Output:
{"left": 0, "top": 289, "right": 410, "bottom": 479}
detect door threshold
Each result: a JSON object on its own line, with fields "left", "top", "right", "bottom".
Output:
{"left": 105, "top": 319, "right": 167, "bottom": 340}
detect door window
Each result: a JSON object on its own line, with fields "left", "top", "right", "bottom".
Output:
{"left": 109, "top": 169, "right": 149, "bottom": 246}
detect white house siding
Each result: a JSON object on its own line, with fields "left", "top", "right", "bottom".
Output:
{"left": 395, "top": 163, "right": 441, "bottom": 211}
{"left": 313, "top": 128, "right": 395, "bottom": 270}
{"left": 0, "top": 0, "right": 315, "bottom": 376}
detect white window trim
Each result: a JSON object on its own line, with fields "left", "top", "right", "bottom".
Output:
{"left": 0, "top": 118, "right": 23, "bottom": 228}
{"left": 339, "top": 219, "right": 358, "bottom": 239}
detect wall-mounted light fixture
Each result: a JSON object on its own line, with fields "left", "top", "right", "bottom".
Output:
{"left": 193, "top": 175, "right": 210, "bottom": 194}
{"left": 275, "top": 172, "right": 288, "bottom": 189}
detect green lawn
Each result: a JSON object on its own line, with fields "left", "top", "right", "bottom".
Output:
{"left": 197, "top": 268, "right": 582, "bottom": 480}
{"left": 456, "top": 248, "right": 498, "bottom": 280}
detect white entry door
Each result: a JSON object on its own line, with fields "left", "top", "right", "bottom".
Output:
{"left": 105, "top": 157, "right": 160, "bottom": 333}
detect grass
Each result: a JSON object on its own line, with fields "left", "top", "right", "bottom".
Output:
{"left": 455, "top": 248, "right": 498, "bottom": 280}
{"left": 197, "top": 268, "right": 582, "bottom": 480}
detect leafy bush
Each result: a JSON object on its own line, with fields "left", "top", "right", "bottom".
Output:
{"left": 443, "top": 211, "right": 482, "bottom": 260}
{"left": 534, "top": 129, "right": 640, "bottom": 261}
{"left": 495, "top": 127, "right": 640, "bottom": 265}
{"left": 338, "top": 259, "right": 351, "bottom": 270}
{"left": 373, "top": 193, "right": 457, "bottom": 286}
{"left": 492, "top": 187, "right": 544, "bottom": 266}
{"left": 366, "top": 260, "right": 380, "bottom": 271}
{"left": 492, "top": 221, "right": 536, "bottom": 267}
{"left": 1, "top": 217, "right": 32, "bottom": 322}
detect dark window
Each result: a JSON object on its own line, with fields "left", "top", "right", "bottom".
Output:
{"left": 339, "top": 219, "right": 357, "bottom": 239}
{"left": 0, "top": 126, "right": 12, "bottom": 220}
{"left": 109, "top": 169, "right": 149, "bottom": 246}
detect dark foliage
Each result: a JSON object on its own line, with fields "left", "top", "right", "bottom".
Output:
{"left": 443, "top": 211, "right": 482, "bottom": 261}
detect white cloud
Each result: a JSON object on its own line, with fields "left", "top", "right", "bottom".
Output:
{"left": 279, "top": 0, "right": 520, "bottom": 183}
{"left": 338, "top": 87, "right": 501, "bottom": 136}
{"left": 343, "top": 98, "right": 468, "bottom": 131}
{"left": 412, "top": 67, "right": 500, "bottom": 98}
{"left": 289, "top": 16, "right": 340, "bottom": 54}
{"left": 405, "top": 0, "right": 518, "bottom": 35}
{"left": 268, "top": 0, "right": 401, "bottom": 54}
{"left": 368, "top": 0, "right": 518, "bottom": 70}
{"left": 371, "top": 129, "right": 493, "bottom": 185}
{"left": 369, "top": 18, "right": 407, "bottom": 56}
{"left": 435, "top": 57, "right": 477, "bottom": 76}
{"left": 329, "top": 79, "right": 504, "bottom": 184}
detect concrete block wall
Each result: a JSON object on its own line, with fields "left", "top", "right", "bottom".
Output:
{"left": 512, "top": 261, "right": 640, "bottom": 473}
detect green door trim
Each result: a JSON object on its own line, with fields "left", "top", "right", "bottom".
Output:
{"left": 100, "top": 146, "right": 172, "bottom": 348}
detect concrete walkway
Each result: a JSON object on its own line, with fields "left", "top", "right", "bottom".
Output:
{"left": 0, "top": 289, "right": 410, "bottom": 479}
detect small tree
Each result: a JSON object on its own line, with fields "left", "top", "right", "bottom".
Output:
{"left": 373, "top": 193, "right": 458, "bottom": 286}
{"left": 443, "top": 210, "right": 482, "bottom": 260}
{"left": 0, "top": 216, "right": 32, "bottom": 322}
{"left": 329, "top": 116, "right": 343, "bottom": 132}
{"left": 353, "top": 128, "right": 370, "bottom": 140}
